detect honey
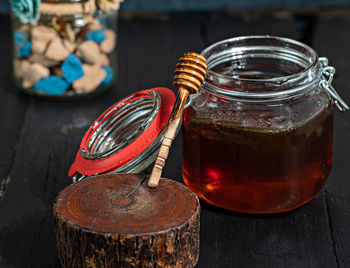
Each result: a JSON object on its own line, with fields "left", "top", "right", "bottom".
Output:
{"left": 182, "top": 104, "right": 333, "bottom": 213}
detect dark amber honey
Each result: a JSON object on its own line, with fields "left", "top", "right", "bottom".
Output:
{"left": 182, "top": 104, "right": 333, "bottom": 213}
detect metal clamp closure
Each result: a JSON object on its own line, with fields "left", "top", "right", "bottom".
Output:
{"left": 319, "top": 57, "right": 349, "bottom": 112}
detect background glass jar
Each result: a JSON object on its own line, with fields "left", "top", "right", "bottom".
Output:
{"left": 182, "top": 36, "right": 348, "bottom": 213}
{"left": 11, "top": 0, "right": 119, "bottom": 99}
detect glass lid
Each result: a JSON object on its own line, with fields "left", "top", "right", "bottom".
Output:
{"left": 69, "top": 87, "right": 176, "bottom": 179}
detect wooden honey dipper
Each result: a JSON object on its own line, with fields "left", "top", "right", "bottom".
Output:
{"left": 148, "top": 52, "right": 207, "bottom": 187}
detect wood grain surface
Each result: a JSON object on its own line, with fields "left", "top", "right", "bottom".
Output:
{"left": 54, "top": 173, "right": 200, "bottom": 267}
{"left": 313, "top": 17, "right": 350, "bottom": 268}
{"left": 0, "top": 11, "right": 349, "bottom": 268}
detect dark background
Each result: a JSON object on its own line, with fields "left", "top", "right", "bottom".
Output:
{"left": 2, "top": 0, "right": 350, "bottom": 12}
{"left": 1, "top": 0, "right": 350, "bottom": 267}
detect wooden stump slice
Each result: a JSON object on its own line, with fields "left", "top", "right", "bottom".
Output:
{"left": 54, "top": 173, "right": 200, "bottom": 268}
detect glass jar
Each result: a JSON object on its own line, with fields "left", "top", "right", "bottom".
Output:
{"left": 11, "top": 0, "right": 119, "bottom": 99}
{"left": 182, "top": 36, "right": 348, "bottom": 213}
{"left": 69, "top": 87, "right": 176, "bottom": 182}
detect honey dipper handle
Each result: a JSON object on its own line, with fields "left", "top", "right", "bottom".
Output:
{"left": 148, "top": 52, "right": 206, "bottom": 187}
{"left": 148, "top": 88, "right": 189, "bottom": 187}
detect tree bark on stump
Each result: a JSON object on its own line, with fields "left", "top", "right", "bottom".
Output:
{"left": 53, "top": 173, "right": 200, "bottom": 268}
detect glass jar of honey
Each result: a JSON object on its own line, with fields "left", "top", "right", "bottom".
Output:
{"left": 182, "top": 36, "right": 348, "bottom": 213}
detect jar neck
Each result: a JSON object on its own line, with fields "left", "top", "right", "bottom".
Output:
{"left": 201, "top": 36, "right": 321, "bottom": 102}
{"left": 80, "top": 91, "right": 161, "bottom": 161}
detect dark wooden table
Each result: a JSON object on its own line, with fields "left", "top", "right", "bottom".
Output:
{"left": 0, "top": 11, "right": 349, "bottom": 268}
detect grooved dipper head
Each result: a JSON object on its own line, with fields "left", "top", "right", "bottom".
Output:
{"left": 173, "top": 52, "right": 207, "bottom": 94}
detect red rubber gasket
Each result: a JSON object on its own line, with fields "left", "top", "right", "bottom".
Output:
{"left": 68, "top": 87, "right": 175, "bottom": 177}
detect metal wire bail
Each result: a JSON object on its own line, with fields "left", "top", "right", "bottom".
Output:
{"left": 319, "top": 57, "right": 349, "bottom": 112}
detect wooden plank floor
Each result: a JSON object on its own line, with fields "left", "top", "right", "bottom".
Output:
{"left": 313, "top": 16, "right": 350, "bottom": 268}
{"left": 0, "top": 11, "right": 349, "bottom": 267}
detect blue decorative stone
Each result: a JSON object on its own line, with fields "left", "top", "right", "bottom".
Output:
{"left": 18, "top": 40, "right": 31, "bottom": 58}
{"left": 14, "top": 32, "right": 31, "bottom": 58}
{"left": 87, "top": 30, "right": 106, "bottom": 44}
{"left": 34, "top": 76, "right": 70, "bottom": 96}
{"left": 101, "top": 66, "right": 113, "bottom": 86}
{"left": 61, "top": 53, "right": 84, "bottom": 83}
{"left": 98, "top": 18, "right": 107, "bottom": 27}
{"left": 14, "top": 32, "right": 26, "bottom": 44}
{"left": 93, "top": 10, "right": 99, "bottom": 18}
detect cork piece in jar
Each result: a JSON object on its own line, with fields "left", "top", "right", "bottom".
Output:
{"left": 45, "top": 37, "right": 70, "bottom": 62}
{"left": 100, "top": 29, "right": 116, "bottom": 54}
{"left": 39, "top": 0, "right": 96, "bottom": 16}
{"left": 31, "top": 25, "right": 58, "bottom": 55}
{"left": 13, "top": 59, "right": 27, "bottom": 79}
{"left": 63, "top": 39, "right": 76, "bottom": 54}
{"left": 100, "top": 53, "right": 110, "bottom": 66}
{"left": 97, "top": 0, "right": 123, "bottom": 13}
{"left": 73, "top": 64, "right": 106, "bottom": 94}
{"left": 14, "top": 60, "right": 31, "bottom": 88}
{"left": 86, "top": 22, "right": 103, "bottom": 31}
{"left": 17, "top": 24, "right": 31, "bottom": 33}
{"left": 22, "top": 62, "right": 50, "bottom": 88}
{"left": 28, "top": 54, "right": 60, "bottom": 68}
{"left": 77, "top": 41, "right": 102, "bottom": 65}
